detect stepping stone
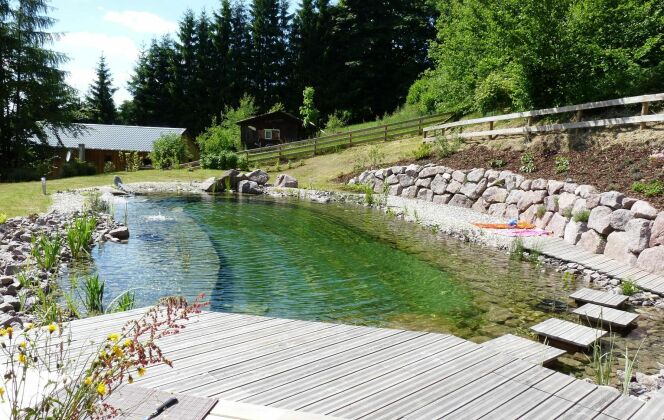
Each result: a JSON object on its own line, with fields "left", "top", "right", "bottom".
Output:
{"left": 569, "top": 288, "right": 628, "bottom": 309}
{"left": 573, "top": 303, "right": 639, "bottom": 331}
{"left": 530, "top": 318, "right": 607, "bottom": 351}
{"left": 480, "top": 334, "right": 566, "bottom": 365}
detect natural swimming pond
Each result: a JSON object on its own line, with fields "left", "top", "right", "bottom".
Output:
{"left": 66, "top": 193, "right": 664, "bottom": 377}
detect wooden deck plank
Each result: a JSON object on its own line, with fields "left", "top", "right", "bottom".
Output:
{"left": 519, "top": 395, "right": 578, "bottom": 419}
{"left": 573, "top": 304, "right": 639, "bottom": 329}
{"left": 569, "top": 288, "right": 628, "bottom": 308}
{"left": 531, "top": 318, "right": 607, "bottom": 348}
{"left": 632, "top": 395, "right": 664, "bottom": 420}
{"left": 480, "top": 334, "right": 566, "bottom": 364}
{"left": 600, "top": 394, "right": 645, "bottom": 419}
{"left": 473, "top": 384, "right": 551, "bottom": 419}
{"left": 576, "top": 386, "right": 621, "bottom": 412}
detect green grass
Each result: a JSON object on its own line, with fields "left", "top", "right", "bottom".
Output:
{"left": 0, "top": 168, "right": 220, "bottom": 218}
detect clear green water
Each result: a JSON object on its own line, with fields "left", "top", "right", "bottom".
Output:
{"left": 66, "top": 194, "right": 664, "bottom": 377}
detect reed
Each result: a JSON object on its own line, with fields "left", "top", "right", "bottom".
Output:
{"left": 30, "top": 234, "right": 62, "bottom": 270}
{"left": 66, "top": 215, "right": 97, "bottom": 259}
{"left": 81, "top": 274, "right": 105, "bottom": 315}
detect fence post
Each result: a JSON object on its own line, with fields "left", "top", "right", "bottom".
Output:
{"left": 278, "top": 144, "right": 282, "bottom": 160}
{"left": 418, "top": 117, "right": 423, "bottom": 134}
{"left": 313, "top": 139, "right": 317, "bottom": 157}
{"left": 349, "top": 132, "right": 353, "bottom": 145}
{"left": 489, "top": 121, "right": 494, "bottom": 140}
{"left": 641, "top": 102, "right": 650, "bottom": 129}
{"left": 384, "top": 125, "right": 388, "bottom": 142}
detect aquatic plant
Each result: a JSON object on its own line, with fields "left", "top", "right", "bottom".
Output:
{"left": 509, "top": 238, "right": 526, "bottom": 261}
{"left": 589, "top": 333, "right": 615, "bottom": 386}
{"left": 30, "top": 234, "right": 61, "bottom": 271}
{"left": 620, "top": 279, "right": 640, "bottom": 296}
{"left": 363, "top": 184, "right": 374, "bottom": 205}
{"left": 622, "top": 340, "right": 644, "bottom": 396}
{"left": 81, "top": 274, "right": 105, "bottom": 315}
{"left": 108, "top": 290, "right": 136, "bottom": 313}
{"left": 66, "top": 215, "right": 97, "bottom": 259}
{"left": 84, "top": 191, "right": 110, "bottom": 214}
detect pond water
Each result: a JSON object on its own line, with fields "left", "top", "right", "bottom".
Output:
{"left": 66, "top": 194, "right": 664, "bottom": 378}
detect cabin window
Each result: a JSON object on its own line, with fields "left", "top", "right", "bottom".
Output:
{"left": 264, "top": 129, "right": 280, "bottom": 140}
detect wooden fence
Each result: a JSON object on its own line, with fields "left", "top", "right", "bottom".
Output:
{"left": 423, "top": 93, "right": 664, "bottom": 142}
{"left": 243, "top": 113, "right": 452, "bottom": 164}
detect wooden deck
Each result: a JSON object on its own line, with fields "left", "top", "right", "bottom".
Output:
{"left": 526, "top": 237, "right": 664, "bottom": 296}
{"left": 530, "top": 318, "right": 607, "bottom": 350}
{"left": 570, "top": 288, "right": 629, "bottom": 309}
{"left": 573, "top": 303, "right": 639, "bottom": 330}
{"left": 479, "top": 334, "right": 566, "bottom": 365}
{"left": 56, "top": 309, "right": 653, "bottom": 419}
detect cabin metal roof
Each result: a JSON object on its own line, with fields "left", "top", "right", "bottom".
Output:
{"left": 36, "top": 124, "right": 186, "bottom": 152}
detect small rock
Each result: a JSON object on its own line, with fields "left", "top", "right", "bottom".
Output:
{"left": 0, "top": 276, "right": 13, "bottom": 286}
{"left": 275, "top": 174, "right": 298, "bottom": 188}
{"left": 108, "top": 227, "right": 130, "bottom": 240}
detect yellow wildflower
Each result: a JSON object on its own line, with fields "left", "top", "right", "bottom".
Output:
{"left": 0, "top": 328, "right": 5, "bottom": 336}
{"left": 96, "top": 382, "right": 106, "bottom": 396}
{"left": 5, "top": 327, "right": 12, "bottom": 338}
{"left": 112, "top": 345, "right": 124, "bottom": 358}
{"left": 18, "top": 353, "right": 27, "bottom": 365}
{"left": 137, "top": 367, "right": 146, "bottom": 377}
{"left": 18, "top": 341, "right": 26, "bottom": 350}
{"left": 122, "top": 338, "right": 132, "bottom": 348}
{"left": 0, "top": 386, "right": 4, "bottom": 399}
{"left": 84, "top": 376, "right": 92, "bottom": 386}
{"left": 24, "top": 323, "right": 33, "bottom": 331}
{"left": 47, "top": 324, "right": 57, "bottom": 334}
{"left": 127, "top": 374, "right": 134, "bottom": 384}
{"left": 107, "top": 333, "right": 120, "bottom": 342}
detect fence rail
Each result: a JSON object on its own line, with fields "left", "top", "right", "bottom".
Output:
{"left": 243, "top": 112, "right": 452, "bottom": 163}
{"left": 423, "top": 93, "right": 664, "bottom": 141}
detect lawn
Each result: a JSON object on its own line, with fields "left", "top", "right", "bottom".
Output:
{"left": 1, "top": 136, "right": 423, "bottom": 218}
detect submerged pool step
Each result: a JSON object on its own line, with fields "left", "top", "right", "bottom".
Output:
{"left": 569, "top": 288, "right": 628, "bottom": 309}
{"left": 572, "top": 303, "right": 639, "bottom": 331}
{"left": 530, "top": 318, "right": 607, "bottom": 351}
{"left": 479, "top": 334, "right": 566, "bottom": 365}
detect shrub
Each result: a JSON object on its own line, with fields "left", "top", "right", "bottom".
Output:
{"left": 197, "top": 95, "right": 256, "bottom": 154}
{"left": 120, "top": 152, "right": 141, "bottom": 172}
{"left": 573, "top": 210, "right": 590, "bottom": 223}
{"left": 412, "top": 143, "right": 433, "bottom": 160}
{"left": 367, "top": 145, "right": 386, "bottom": 168}
{"left": 0, "top": 213, "right": 7, "bottom": 224}
{"left": 631, "top": 180, "right": 664, "bottom": 197}
{"left": 103, "top": 161, "right": 116, "bottom": 173}
{"left": 621, "top": 279, "right": 640, "bottom": 296}
{"left": 488, "top": 158, "right": 505, "bottom": 168}
{"left": 555, "top": 156, "right": 570, "bottom": 174}
{"left": 432, "top": 136, "right": 461, "bottom": 158}
{"left": 324, "top": 111, "right": 350, "bottom": 134}
{"left": 62, "top": 159, "right": 97, "bottom": 178}
{"left": 150, "top": 133, "right": 192, "bottom": 169}
{"left": 519, "top": 153, "right": 536, "bottom": 173}
{"left": 201, "top": 151, "right": 241, "bottom": 170}
{"left": 84, "top": 191, "right": 110, "bottom": 214}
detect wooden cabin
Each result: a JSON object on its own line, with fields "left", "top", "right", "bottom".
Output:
{"left": 37, "top": 124, "right": 192, "bottom": 175}
{"left": 237, "top": 111, "right": 305, "bottom": 149}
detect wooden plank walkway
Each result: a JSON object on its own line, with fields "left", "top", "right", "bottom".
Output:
{"left": 479, "top": 334, "right": 566, "bottom": 365}
{"left": 530, "top": 318, "right": 607, "bottom": 350}
{"left": 525, "top": 237, "right": 664, "bottom": 296}
{"left": 570, "top": 288, "right": 628, "bottom": 308}
{"left": 573, "top": 303, "right": 639, "bottom": 330}
{"left": 57, "top": 310, "right": 647, "bottom": 418}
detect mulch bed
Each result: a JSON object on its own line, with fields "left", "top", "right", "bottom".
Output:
{"left": 336, "top": 144, "right": 664, "bottom": 209}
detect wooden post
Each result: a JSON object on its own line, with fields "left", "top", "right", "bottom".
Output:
{"left": 349, "top": 132, "right": 353, "bottom": 145}
{"left": 641, "top": 102, "right": 650, "bottom": 129}
{"left": 575, "top": 110, "right": 583, "bottom": 121}
{"left": 418, "top": 117, "right": 423, "bottom": 134}
{"left": 489, "top": 121, "right": 494, "bottom": 140}
{"left": 384, "top": 125, "right": 388, "bottom": 141}
{"left": 313, "top": 139, "right": 317, "bottom": 156}
{"left": 278, "top": 144, "right": 282, "bottom": 160}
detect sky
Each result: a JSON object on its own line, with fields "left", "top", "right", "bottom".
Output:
{"left": 50, "top": 1, "right": 248, "bottom": 104}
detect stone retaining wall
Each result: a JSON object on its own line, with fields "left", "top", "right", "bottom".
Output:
{"left": 350, "top": 164, "right": 664, "bottom": 276}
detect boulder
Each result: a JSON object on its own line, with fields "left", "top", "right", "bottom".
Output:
{"left": 372, "top": 179, "right": 385, "bottom": 193}
{"left": 417, "top": 188, "right": 433, "bottom": 202}
{"left": 199, "top": 177, "right": 220, "bottom": 193}
{"left": 482, "top": 186, "right": 508, "bottom": 204}
{"left": 516, "top": 190, "right": 547, "bottom": 212}
{"left": 578, "top": 230, "right": 607, "bottom": 254}
{"left": 430, "top": 175, "right": 448, "bottom": 195}
{"left": 520, "top": 180, "right": 532, "bottom": 190}
{"left": 599, "top": 191, "right": 624, "bottom": 209}
{"left": 452, "top": 170, "right": 466, "bottom": 183}
{"left": 588, "top": 206, "right": 614, "bottom": 235}
{"left": 604, "top": 232, "right": 637, "bottom": 265}
{"left": 535, "top": 211, "right": 554, "bottom": 230}
{"left": 485, "top": 170, "right": 500, "bottom": 182}
{"left": 631, "top": 201, "right": 657, "bottom": 220}
{"left": 238, "top": 180, "right": 262, "bottom": 194}
{"left": 246, "top": 169, "right": 269, "bottom": 185}
{"left": 504, "top": 174, "right": 525, "bottom": 191}
{"left": 563, "top": 183, "right": 579, "bottom": 193}
{"left": 547, "top": 180, "right": 565, "bottom": 195}
{"left": 446, "top": 180, "right": 463, "bottom": 194}
{"left": 505, "top": 204, "right": 519, "bottom": 220}
{"left": 488, "top": 203, "right": 507, "bottom": 218}
{"left": 0, "top": 276, "right": 14, "bottom": 286}
{"left": 575, "top": 185, "right": 598, "bottom": 198}
{"left": 557, "top": 192, "right": 577, "bottom": 213}
{"left": 405, "top": 164, "right": 422, "bottom": 177}
{"left": 544, "top": 195, "right": 558, "bottom": 212}
{"left": 397, "top": 174, "right": 416, "bottom": 187}
{"left": 448, "top": 194, "right": 473, "bottom": 208}
{"left": 622, "top": 197, "right": 637, "bottom": 210}
{"left": 649, "top": 212, "right": 664, "bottom": 247}
{"left": 546, "top": 213, "right": 568, "bottom": 238}
{"left": 388, "top": 185, "right": 403, "bottom": 196}
{"left": 357, "top": 171, "right": 372, "bottom": 184}
{"left": 625, "top": 218, "right": 651, "bottom": 253}
{"left": 506, "top": 190, "right": 523, "bottom": 205}
{"left": 418, "top": 166, "right": 440, "bottom": 178}
{"left": 108, "top": 227, "right": 130, "bottom": 240}
{"left": 415, "top": 177, "right": 432, "bottom": 188}
{"left": 586, "top": 194, "right": 601, "bottom": 209}
{"left": 275, "top": 174, "right": 298, "bottom": 188}
{"left": 564, "top": 221, "right": 588, "bottom": 245}
{"left": 532, "top": 179, "right": 548, "bottom": 190}
{"left": 219, "top": 169, "right": 241, "bottom": 190}
{"left": 460, "top": 179, "right": 487, "bottom": 200}
{"left": 386, "top": 174, "right": 399, "bottom": 185}
{"left": 390, "top": 166, "right": 405, "bottom": 174}
{"left": 401, "top": 186, "right": 418, "bottom": 199}
{"left": 572, "top": 199, "right": 588, "bottom": 216}
{"left": 521, "top": 205, "right": 539, "bottom": 224}
{"left": 637, "top": 246, "right": 664, "bottom": 274}
{"left": 467, "top": 168, "right": 485, "bottom": 183}
{"left": 433, "top": 194, "right": 452, "bottom": 205}
{"left": 609, "top": 209, "right": 634, "bottom": 231}
{"left": 472, "top": 197, "right": 489, "bottom": 213}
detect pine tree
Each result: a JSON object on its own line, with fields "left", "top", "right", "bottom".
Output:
{"left": 0, "top": 0, "right": 78, "bottom": 178}
{"left": 213, "top": 0, "right": 233, "bottom": 108}
{"left": 84, "top": 55, "right": 117, "bottom": 124}
{"left": 228, "top": 1, "right": 253, "bottom": 105}
{"left": 173, "top": 10, "right": 199, "bottom": 132}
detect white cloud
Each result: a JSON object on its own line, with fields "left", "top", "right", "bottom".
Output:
{"left": 103, "top": 10, "right": 178, "bottom": 35}
{"left": 56, "top": 32, "right": 140, "bottom": 103}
